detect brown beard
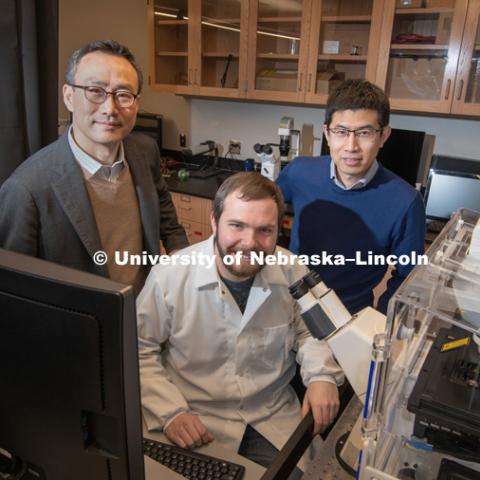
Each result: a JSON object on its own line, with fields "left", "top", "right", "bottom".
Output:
{"left": 214, "top": 235, "right": 266, "bottom": 280}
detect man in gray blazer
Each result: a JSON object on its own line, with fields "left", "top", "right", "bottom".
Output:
{"left": 0, "top": 40, "right": 188, "bottom": 294}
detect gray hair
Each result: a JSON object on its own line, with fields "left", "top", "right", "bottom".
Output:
{"left": 65, "top": 39, "right": 143, "bottom": 94}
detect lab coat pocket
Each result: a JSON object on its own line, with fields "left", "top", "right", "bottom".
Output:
{"left": 261, "top": 323, "right": 295, "bottom": 369}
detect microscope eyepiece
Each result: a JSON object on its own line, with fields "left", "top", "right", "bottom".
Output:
{"left": 303, "top": 270, "right": 323, "bottom": 289}
{"left": 262, "top": 144, "right": 273, "bottom": 155}
{"left": 288, "top": 279, "right": 309, "bottom": 299}
{"left": 253, "top": 143, "right": 263, "bottom": 154}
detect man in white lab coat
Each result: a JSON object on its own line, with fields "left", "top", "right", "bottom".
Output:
{"left": 137, "top": 172, "right": 344, "bottom": 475}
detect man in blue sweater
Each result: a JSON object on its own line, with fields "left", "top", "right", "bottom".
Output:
{"left": 277, "top": 80, "right": 425, "bottom": 314}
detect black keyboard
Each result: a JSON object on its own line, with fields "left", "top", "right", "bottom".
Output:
{"left": 143, "top": 437, "right": 245, "bottom": 480}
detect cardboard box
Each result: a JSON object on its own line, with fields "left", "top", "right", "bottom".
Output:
{"left": 255, "top": 70, "right": 298, "bottom": 92}
{"left": 323, "top": 40, "right": 340, "bottom": 54}
{"left": 255, "top": 70, "right": 345, "bottom": 95}
{"left": 316, "top": 71, "right": 345, "bottom": 95}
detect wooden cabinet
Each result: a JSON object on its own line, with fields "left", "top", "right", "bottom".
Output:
{"left": 451, "top": 0, "right": 480, "bottom": 115}
{"left": 149, "top": 0, "right": 249, "bottom": 98}
{"left": 245, "top": 0, "right": 312, "bottom": 102}
{"left": 171, "top": 192, "right": 213, "bottom": 245}
{"left": 375, "top": 0, "right": 480, "bottom": 116}
{"left": 148, "top": 0, "right": 192, "bottom": 94}
{"left": 304, "top": 0, "right": 384, "bottom": 104}
{"left": 149, "top": 0, "right": 480, "bottom": 117}
{"left": 149, "top": 0, "right": 385, "bottom": 103}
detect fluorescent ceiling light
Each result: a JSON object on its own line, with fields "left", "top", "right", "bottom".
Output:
{"left": 154, "top": 11, "right": 300, "bottom": 41}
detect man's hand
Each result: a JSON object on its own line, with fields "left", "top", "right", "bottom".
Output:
{"left": 164, "top": 412, "right": 215, "bottom": 449}
{"left": 301, "top": 381, "right": 340, "bottom": 436}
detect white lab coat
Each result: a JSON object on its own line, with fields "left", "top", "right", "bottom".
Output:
{"left": 137, "top": 237, "right": 343, "bottom": 469}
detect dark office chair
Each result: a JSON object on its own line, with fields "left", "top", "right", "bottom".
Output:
{"left": 260, "top": 381, "right": 354, "bottom": 480}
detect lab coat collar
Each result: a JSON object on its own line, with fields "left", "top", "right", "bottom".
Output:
{"left": 192, "top": 236, "right": 290, "bottom": 291}
{"left": 190, "top": 236, "right": 292, "bottom": 331}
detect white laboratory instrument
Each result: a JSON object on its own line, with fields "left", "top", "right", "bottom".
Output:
{"left": 291, "top": 210, "right": 480, "bottom": 479}
{"left": 253, "top": 117, "right": 301, "bottom": 181}
{"left": 278, "top": 116, "right": 300, "bottom": 162}
{"left": 360, "top": 208, "right": 480, "bottom": 480}
{"left": 253, "top": 143, "right": 280, "bottom": 181}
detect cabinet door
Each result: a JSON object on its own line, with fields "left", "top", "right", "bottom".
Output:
{"left": 246, "top": 0, "right": 312, "bottom": 102}
{"left": 180, "top": 219, "right": 208, "bottom": 244}
{"left": 376, "top": 0, "right": 468, "bottom": 114}
{"left": 194, "top": 0, "right": 249, "bottom": 98}
{"left": 304, "top": 0, "right": 384, "bottom": 105}
{"left": 451, "top": 0, "right": 480, "bottom": 115}
{"left": 149, "top": 0, "right": 196, "bottom": 93}
{"left": 175, "top": 194, "right": 204, "bottom": 222}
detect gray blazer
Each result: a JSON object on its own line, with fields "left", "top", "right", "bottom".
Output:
{"left": 0, "top": 130, "right": 188, "bottom": 277}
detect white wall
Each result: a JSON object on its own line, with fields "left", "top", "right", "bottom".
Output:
{"left": 191, "top": 98, "right": 480, "bottom": 161}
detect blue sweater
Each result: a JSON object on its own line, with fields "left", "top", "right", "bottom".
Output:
{"left": 277, "top": 156, "right": 426, "bottom": 314}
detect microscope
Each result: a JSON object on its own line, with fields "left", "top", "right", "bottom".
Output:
{"left": 289, "top": 270, "right": 387, "bottom": 473}
{"left": 253, "top": 143, "right": 279, "bottom": 181}
{"left": 253, "top": 116, "right": 300, "bottom": 181}
{"left": 289, "top": 271, "right": 386, "bottom": 405}
{"left": 278, "top": 116, "right": 300, "bottom": 162}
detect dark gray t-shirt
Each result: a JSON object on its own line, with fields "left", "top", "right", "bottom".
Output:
{"left": 221, "top": 275, "right": 255, "bottom": 314}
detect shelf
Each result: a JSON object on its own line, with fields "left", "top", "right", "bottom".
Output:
{"left": 395, "top": 7, "right": 454, "bottom": 15}
{"left": 156, "top": 51, "right": 188, "bottom": 57}
{"left": 156, "top": 20, "right": 188, "bottom": 26}
{"left": 390, "top": 43, "right": 448, "bottom": 50}
{"left": 321, "top": 15, "right": 372, "bottom": 23}
{"left": 389, "top": 52, "right": 447, "bottom": 59}
{"left": 202, "top": 52, "right": 239, "bottom": 58}
{"left": 202, "top": 17, "right": 240, "bottom": 25}
{"left": 257, "top": 16, "right": 302, "bottom": 23}
{"left": 317, "top": 54, "right": 368, "bottom": 61}
{"left": 256, "top": 53, "right": 300, "bottom": 60}
{"left": 202, "top": 21, "right": 241, "bottom": 31}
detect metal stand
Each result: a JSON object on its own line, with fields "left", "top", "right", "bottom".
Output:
{"left": 303, "top": 396, "right": 363, "bottom": 480}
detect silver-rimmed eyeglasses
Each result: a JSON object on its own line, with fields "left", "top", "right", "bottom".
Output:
{"left": 68, "top": 84, "right": 138, "bottom": 108}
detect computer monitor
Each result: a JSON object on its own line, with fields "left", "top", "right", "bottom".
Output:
{"left": 424, "top": 169, "right": 480, "bottom": 221}
{"left": 134, "top": 112, "right": 163, "bottom": 151}
{"left": 430, "top": 154, "right": 480, "bottom": 176}
{"left": 321, "top": 127, "right": 431, "bottom": 187}
{"left": 0, "top": 249, "right": 144, "bottom": 480}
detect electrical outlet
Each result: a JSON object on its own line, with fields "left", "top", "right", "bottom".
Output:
{"left": 229, "top": 140, "right": 241, "bottom": 155}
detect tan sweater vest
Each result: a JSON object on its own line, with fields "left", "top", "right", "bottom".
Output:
{"left": 83, "top": 163, "right": 146, "bottom": 295}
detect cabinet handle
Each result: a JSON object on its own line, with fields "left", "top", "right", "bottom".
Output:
{"left": 456, "top": 79, "right": 464, "bottom": 101}
{"left": 444, "top": 79, "right": 451, "bottom": 100}
{"left": 180, "top": 195, "right": 191, "bottom": 202}
{"left": 298, "top": 73, "right": 303, "bottom": 92}
{"left": 194, "top": 69, "right": 198, "bottom": 86}
{"left": 307, "top": 73, "right": 312, "bottom": 93}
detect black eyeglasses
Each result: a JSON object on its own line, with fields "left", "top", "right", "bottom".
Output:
{"left": 327, "top": 127, "right": 383, "bottom": 141}
{"left": 68, "top": 84, "right": 138, "bottom": 108}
